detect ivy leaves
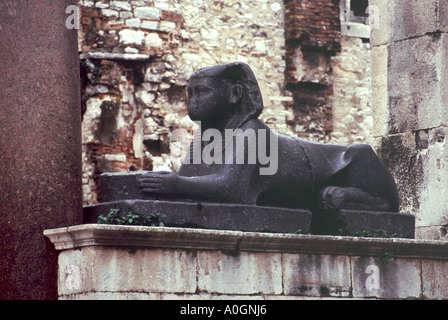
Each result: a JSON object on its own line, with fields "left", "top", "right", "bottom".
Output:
{"left": 97, "top": 209, "right": 167, "bottom": 227}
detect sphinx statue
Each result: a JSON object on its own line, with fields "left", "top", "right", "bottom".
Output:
{"left": 87, "top": 62, "right": 414, "bottom": 237}
{"left": 138, "top": 62, "right": 399, "bottom": 212}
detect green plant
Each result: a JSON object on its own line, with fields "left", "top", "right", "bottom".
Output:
{"left": 375, "top": 251, "right": 395, "bottom": 263}
{"left": 90, "top": 74, "right": 102, "bottom": 85}
{"left": 224, "top": 217, "right": 239, "bottom": 231}
{"left": 338, "top": 228, "right": 401, "bottom": 239}
{"left": 97, "top": 209, "right": 167, "bottom": 227}
{"left": 80, "top": 59, "right": 102, "bottom": 85}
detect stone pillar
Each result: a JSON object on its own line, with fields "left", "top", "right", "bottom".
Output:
{"left": 0, "top": 1, "right": 82, "bottom": 299}
{"left": 370, "top": 0, "right": 448, "bottom": 240}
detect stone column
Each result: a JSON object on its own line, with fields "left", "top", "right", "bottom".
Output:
{"left": 370, "top": 0, "right": 448, "bottom": 240}
{"left": 0, "top": 1, "right": 82, "bottom": 299}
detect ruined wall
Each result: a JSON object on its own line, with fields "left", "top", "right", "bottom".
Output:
{"left": 283, "top": 0, "right": 340, "bottom": 142}
{"left": 283, "top": 0, "right": 372, "bottom": 144}
{"left": 79, "top": 0, "right": 373, "bottom": 205}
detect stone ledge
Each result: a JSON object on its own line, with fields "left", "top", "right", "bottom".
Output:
{"left": 44, "top": 224, "right": 448, "bottom": 259}
{"left": 341, "top": 22, "right": 370, "bottom": 39}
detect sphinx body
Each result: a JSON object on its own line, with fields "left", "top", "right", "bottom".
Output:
{"left": 139, "top": 62, "right": 399, "bottom": 212}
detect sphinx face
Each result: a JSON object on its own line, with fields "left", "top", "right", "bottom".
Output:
{"left": 186, "top": 76, "right": 232, "bottom": 122}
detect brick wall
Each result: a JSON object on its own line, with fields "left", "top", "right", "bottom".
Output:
{"left": 283, "top": 0, "right": 342, "bottom": 142}
{"left": 284, "top": 0, "right": 341, "bottom": 84}
{"left": 282, "top": 0, "right": 372, "bottom": 146}
{"left": 284, "top": 0, "right": 341, "bottom": 49}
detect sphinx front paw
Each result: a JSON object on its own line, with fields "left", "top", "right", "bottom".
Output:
{"left": 138, "top": 171, "right": 177, "bottom": 195}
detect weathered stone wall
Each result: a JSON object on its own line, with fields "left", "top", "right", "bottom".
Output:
{"left": 79, "top": 0, "right": 373, "bottom": 205}
{"left": 331, "top": 36, "right": 372, "bottom": 145}
{"left": 45, "top": 225, "right": 448, "bottom": 300}
{"left": 370, "top": 0, "right": 448, "bottom": 240}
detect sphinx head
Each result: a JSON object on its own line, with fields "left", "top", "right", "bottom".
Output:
{"left": 186, "top": 62, "right": 263, "bottom": 122}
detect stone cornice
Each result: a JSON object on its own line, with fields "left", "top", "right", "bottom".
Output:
{"left": 44, "top": 224, "right": 448, "bottom": 259}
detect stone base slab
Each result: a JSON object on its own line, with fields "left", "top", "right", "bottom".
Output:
{"left": 311, "top": 209, "right": 415, "bottom": 239}
{"left": 96, "top": 172, "right": 415, "bottom": 237}
{"left": 84, "top": 200, "right": 312, "bottom": 234}
{"left": 44, "top": 224, "right": 448, "bottom": 300}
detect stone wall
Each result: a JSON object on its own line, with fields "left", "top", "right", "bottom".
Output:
{"left": 79, "top": 0, "right": 373, "bottom": 205}
{"left": 370, "top": 0, "right": 448, "bottom": 240}
{"left": 331, "top": 36, "right": 372, "bottom": 145}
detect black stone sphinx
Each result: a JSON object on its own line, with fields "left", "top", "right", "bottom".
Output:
{"left": 84, "top": 62, "right": 415, "bottom": 238}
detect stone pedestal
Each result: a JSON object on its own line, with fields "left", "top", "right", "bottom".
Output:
{"left": 0, "top": 0, "right": 82, "bottom": 299}
{"left": 44, "top": 224, "right": 448, "bottom": 300}
{"left": 87, "top": 171, "right": 313, "bottom": 234}
{"left": 84, "top": 199, "right": 312, "bottom": 234}
{"left": 91, "top": 171, "right": 415, "bottom": 237}
{"left": 370, "top": 0, "right": 448, "bottom": 240}
{"left": 311, "top": 209, "right": 415, "bottom": 239}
